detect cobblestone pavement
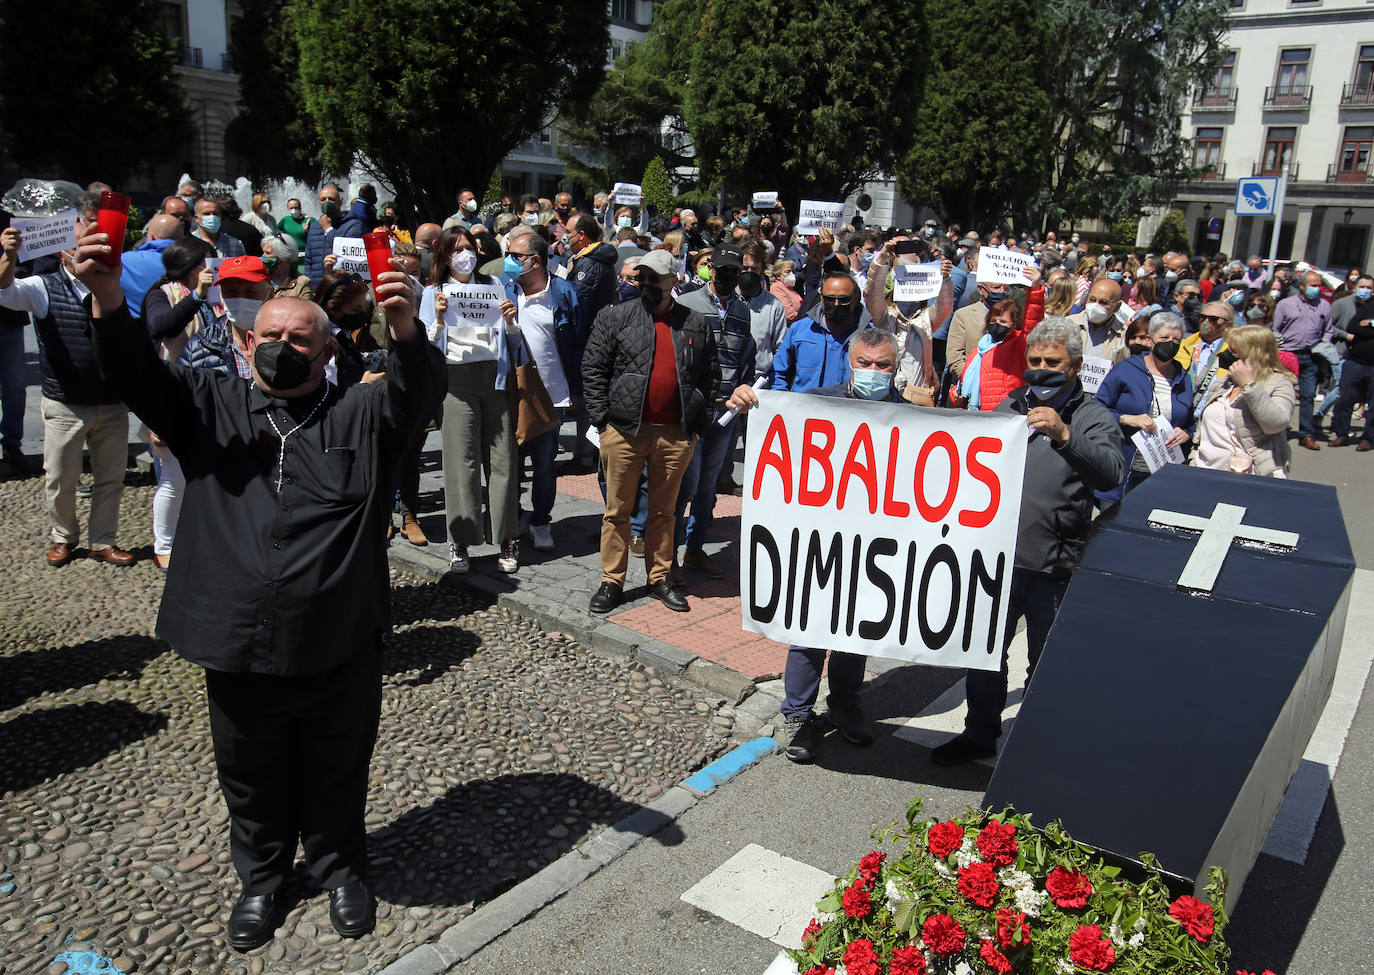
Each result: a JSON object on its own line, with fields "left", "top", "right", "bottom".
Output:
{"left": 0, "top": 473, "right": 734, "bottom": 975}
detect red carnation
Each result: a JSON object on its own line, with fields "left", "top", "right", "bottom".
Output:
{"left": 800, "top": 967, "right": 835, "bottom": 975}
{"left": 1044, "top": 866, "right": 1094, "bottom": 908}
{"left": 922, "top": 913, "right": 967, "bottom": 956}
{"left": 857, "top": 850, "right": 886, "bottom": 887}
{"left": 1069, "top": 924, "right": 1116, "bottom": 971}
{"left": 996, "top": 908, "right": 1031, "bottom": 950}
{"left": 927, "top": 821, "right": 965, "bottom": 860}
{"left": 841, "top": 939, "right": 880, "bottom": 975}
{"left": 842, "top": 880, "right": 873, "bottom": 919}
{"left": 801, "top": 917, "right": 822, "bottom": 949}
{"left": 889, "top": 945, "right": 928, "bottom": 975}
{"left": 957, "top": 861, "right": 1001, "bottom": 907}
{"left": 976, "top": 820, "right": 1019, "bottom": 868}
{"left": 980, "top": 939, "right": 1015, "bottom": 974}
{"left": 1169, "top": 895, "right": 1216, "bottom": 942}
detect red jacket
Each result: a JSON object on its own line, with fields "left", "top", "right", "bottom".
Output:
{"left": 961, "top": 285, "right": 1045, "bottom": 411}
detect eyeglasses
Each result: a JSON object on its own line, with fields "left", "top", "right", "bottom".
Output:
{"left": 821, "top": 295, "right": 854, "bottom": 307}
{"left": 317, "top": 272, "right": 365, "bottom": 307}
{"left": 1199, "top": 314, "right": 1227, "bottom": 324}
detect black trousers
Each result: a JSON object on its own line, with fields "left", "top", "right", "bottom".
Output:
{"left": 206, "top": 648, "right": 383, "bottom": 895}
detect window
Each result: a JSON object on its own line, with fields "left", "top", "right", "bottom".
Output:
{"left": 609, "top": 39, "right": 625, "bottom": 62}
{"left": 1337, "top": 126, "right": 1374, "bottom": 182}
{"left": 1275, "top": 48, "right": 1310, "bottom": 94}
{"left": 610, "top": 0, "right": 634, "bottom": 22}
{"left": 1331, "top": 225, "right": 1369, "bottom": 268}
{"left": 1193, "top": 128, "right": 1224, "bottom": 172}
{"left": 1262, "top": 127, "right": 1297, "bottom": 175}
{"left": 1356, "top": 45, "right": 1374, "bottom": 94}
{"left": 1214, "top": 52, "right": 1236, "bottom": 94}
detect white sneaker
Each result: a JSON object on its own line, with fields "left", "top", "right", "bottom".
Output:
{"left": 498, "top": 538, "right": 520, "bottom": 573}
{"left": 448, "top": 544, "right": 470, "bottom": 575}
{"left": 531, "top": 524, "right": 554, "bottom": 551}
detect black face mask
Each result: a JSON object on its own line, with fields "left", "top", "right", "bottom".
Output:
{"left": 1153, "top": 340, "right": 1181, "bottom": 362}
{"left": 254, "top": 340, "right": 326, "bottom": 391}
{"left": 1129, "top": 342, "right": 1152, "bottom": 356}
{"left": 555, "top": 206, "right": 571, "bottom": 220}
{"left": 338, "top": 311, "right": 368, "bottom": 330}
{"left": 821, "top": 301, "right": 853, "bottom": 329}
{"left": 1181, "top": 297, "right": 1200, "bottom": 315}
{"left": 640, "top": 283, "right": 665, "bottom": 308}
{"left": 1218, "top": 348, "right": 1238, "bottom": 370}
{"left": 988, "top": 322, "right": 1012, "bottom": 342}
{"left": 714, "top": 269, "right": 740, "bottom": 293}
{"left": 737, "top": 271, "right": 763, "bottom": 298}
{"left": 322, "top": 201, "right": 341, "bottom": 222}
{"left": 1023, "top": 369, "right": 1071, "bottom": 389}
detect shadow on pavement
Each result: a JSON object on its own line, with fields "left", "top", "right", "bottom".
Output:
{"left": 0, "top": 633, "right": 166, "bottom": 712}
{"left": 366, "top": 772, "right": 684, "bottom": 908}
{"left": 0, "top": 699, "right": 168, "bottom": 793}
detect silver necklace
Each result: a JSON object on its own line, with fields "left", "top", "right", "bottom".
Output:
{"left": 260, "top": 381, "right": 332, "bottom": 492}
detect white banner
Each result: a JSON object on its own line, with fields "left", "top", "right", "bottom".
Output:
{"left": 975, "top": 246, "right": 1036, "bottom": 286}
{"left": 893, "top": 264, "right": 943, "bottom": 303}
{"left": 1078, "top": 355, "right": 1112, "bottom": 395}
{"left": 612, "top": 182, "right": 642, "bottom": 206}
{"left": 1130, "top": 417, "right": 1184, "bottom": 473}
{"left": 331, "top": 236, "right": 370, "bottom": 278}
{"left": 795, "top": 200, "right": 845, "bottom": 236}
{"left": 741, "top": 392, "right": 1026, "bottom": 669}
{"left": 752, "top": 191, "right": 779, "bottom": 210}
{"left": 440, "top": 281, "right": 504, "bottom": 342}
{"left": 13, "top": 209, "right": 77, "bottom": 262}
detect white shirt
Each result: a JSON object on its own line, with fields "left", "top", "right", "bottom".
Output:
{"left": 0, "top": 265, "right": 89, "bottom": 318}
{"left": 516, "top": 283, "right": 570, "bottom": 407}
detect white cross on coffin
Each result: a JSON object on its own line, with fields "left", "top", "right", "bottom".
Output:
{"left": 1148, "top": 502, "right": 1300, "bottom": 593}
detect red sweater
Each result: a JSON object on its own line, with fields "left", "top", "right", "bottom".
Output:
{"left": 961, "top": 285, "right": 1045, "bottom": 411}
{"left": 643, "top": 313, "right": 682, "bottom": 423}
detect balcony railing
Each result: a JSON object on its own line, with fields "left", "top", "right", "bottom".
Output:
{"left": 1342, "top": 83, "right": 1374, "bottom": 107}
{"left": 1328, "top": 162, "right": 1374, "bottom": 184}
{"left": 1193, "top": 87, "right": 1238, "bottom": 110}
{"left": 1197, "top": 161, "right": 1227, "bottom": 180}
{"left": 1252, "top": 160, "right": 1300, "bottom": 179}
{"left": 177, "top": 45, "right": 235, "bottom": 72}
{"left": 1263, "top": 84, "right": 1313, "bottom": 108}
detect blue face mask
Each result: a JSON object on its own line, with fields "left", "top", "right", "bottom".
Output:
{"left": 1304, "top": 285, "right": 1321, "bottom": 301}
{"left": 985, "top": 291, "right": 1008, "bottom": 305}
{"left": 850, "top": 368, "right": 892, "bottom": 401}
{"left": 1356, "top": 287, "right": 1373, "bottom": 303}
{"left": 859, "top": 252, "right": 874, "bottom": 269}
{"left": 1106, "top": 271, "right": 1123, "bottom": 282}
{"left": 199, "top": 214, "right": 221, "bottom": 234}
{"left": 1228, "top": 291, "right": 1244, "bottom": 307}
{"left": 739, "top": 215, "right": 750, "bottom": 227}
{"left": 503, "top": 254, "right": 528, "bottom": 277}
{"left": 617, "top": 215, "right": 633, "bottom": 229}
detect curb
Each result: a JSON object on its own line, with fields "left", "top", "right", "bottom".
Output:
{"left": 386, "top": 545, "right": 759, "bottom": 706}
{"left": 376, "top": 737, "right": 779, "bottom": 975}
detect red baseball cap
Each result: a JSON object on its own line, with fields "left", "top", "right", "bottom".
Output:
{"left": 216, "top": 255, "right": 269, "bottom": 284}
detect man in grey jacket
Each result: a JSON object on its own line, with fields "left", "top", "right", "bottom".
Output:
{"left": 931, "top": 317, "right": 1124, "bottom": 765}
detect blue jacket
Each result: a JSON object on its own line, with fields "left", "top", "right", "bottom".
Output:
{"left": 335, "top": 198, "right": 377, "bottom": 240}
{"left": 503, "top": 275, "right": 589, "bottom": 397}
{"left": 1094, "top": 352, "right": 1195, "bottom": 503}
{"left": 119, "top": 238, "right": 175, "bottom": 319}
{"left": 306, "top": 219, "right": 334, "bottom": 286}
{"left": 769, "top": 314, "right": 870, "bottom": 393}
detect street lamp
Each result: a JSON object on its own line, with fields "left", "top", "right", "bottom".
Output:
{"left": 1345, "top": 207, "right": 1355, "bottom": 224}
{"left": 1203, "top": 203, "right": 1213, "bottom": 219}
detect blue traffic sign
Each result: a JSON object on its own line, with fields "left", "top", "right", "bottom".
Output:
{"left": 1236, "top": 177, "right": 1279, "bottom": 216}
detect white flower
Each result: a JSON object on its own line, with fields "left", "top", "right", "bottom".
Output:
{"left": 1128, "top": 932, "right": 1146, "bottom": 948}
{"left": 953, "top": 838, "right": 982, "bottom": 869}
{"left": 885, "top": 879, "right": 905, "bottom": 913}
{"left": 954, "top": 963, "right": 974, "bottom": 975}
{"left": 1055, "top": 960, "right": 1075, "bottom": 974}
{"left": 1109, "top": 923, "right": 1124, "bottom": 946}
{"left": 1132, "top": 916, "right": 1148, "bottom": 933}
{"left": 933, "top": 860, "right": 954, "bottom": 880}
{"left": 820, "top": 911, "right": 837, "bottom": 924}
{"left": 998, "top": 868, "right": 1034, "bottom": 890}
{"left": 1013, "top": 886, "right": 1048, "bottom": 918}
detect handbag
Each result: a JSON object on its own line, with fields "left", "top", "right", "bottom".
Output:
{"left": 505, "top": 328, "right": 559, "bottom": 445}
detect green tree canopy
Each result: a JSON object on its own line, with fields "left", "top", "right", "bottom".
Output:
{"left": 1149, "top": 208, "right": 1191, "bottom": 253}
{"left": 0, "top": 0, "right": 189, "bottom": 186}
{"left": 894, "top": 0, "right": 1051, "bottom": 229}
{"left": 290, "top": 0, "right": 610, "bottom": 222}
{"left": 641, "top": 156, "right": 673, "bottom": 213}
{"left": 226, "top": 0, "right": 321, "bottom": 182}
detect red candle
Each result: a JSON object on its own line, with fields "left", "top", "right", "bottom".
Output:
{"left": 94, "top": 191, "right": 131, "bottom": 267}
{"left": 363, "top": 232, "right": 393, "bottom": 285}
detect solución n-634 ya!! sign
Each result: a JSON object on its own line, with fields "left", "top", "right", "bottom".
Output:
{"left": 740, "top": 392, "right": 1026, "bottom": 670}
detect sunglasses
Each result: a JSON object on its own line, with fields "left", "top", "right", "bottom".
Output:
{"left": 317, "top": 272, "right": 366, "bottom": 307}
{"left": 821, "top": 295, "right": 854, "bottom": 307}
{"left": 1199, "top": 314, "right": 1227, "bottom": 324}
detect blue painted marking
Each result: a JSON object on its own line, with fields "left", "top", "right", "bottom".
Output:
{"left": 683, "top": 737, "right": 778, "bottom": 794}
{"left": 0, "top": 883, "right": 13, "bottom": 895}
{"left": 51, "top": 951, "right": 126, "bottom": 974}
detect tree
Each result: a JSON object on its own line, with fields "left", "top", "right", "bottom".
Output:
{"left": 641, "top": 156, "right": 673, "bottom": 213}
{"left": 1150, "top": 208, "right": 1191, "bottom": 253}
{"left": 1033, "top": 0, "right": 1231, "bottom": 227}
{"left": 290, "top": 0, "right": 610, "bottom": 222}
{"left": 0, "top": 0, "right": 189, "bottom": 186}
{"left": 683, "top": 0, "right": 926, "bottom": 212}
{"left": 1112, "top": 213, "right": 1142, "bottom": 249}
{"left": 894, "top": 1, "right": 1052, "bottom": 229}
{"left": 225, "top": 0, "right": 321, "bottom": 182}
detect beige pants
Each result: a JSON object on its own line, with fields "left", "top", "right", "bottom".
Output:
{"left": 600, "top": 422, "right": 694, "bottom": 586}
{"left": 40, "top": 397, "right": 128, "bottom": 549}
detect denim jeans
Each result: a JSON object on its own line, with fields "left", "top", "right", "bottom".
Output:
{"left": 674, "top": 414, "right": 734, "bottom": 551}
{"left": 1332, "top": 360, "right": 1374, "bottom": 442}
{"left": 1293, "top": 350, "right": 1317, "bottom": 437}
{"left": 519, "top": 410, "right": 562, "bottom": 526}
{"left": 779, "top": 648, "right": 866, "bottom": 720}
{"left": 0, "top": 324, "right": 26, "bottom": 449}
{"left": 1315, "top": 359, "right": 1345, "bottom": 420}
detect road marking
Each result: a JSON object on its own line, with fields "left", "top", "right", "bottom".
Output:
{"left": 681, "top": 843, "right": 834, "bottom": 948}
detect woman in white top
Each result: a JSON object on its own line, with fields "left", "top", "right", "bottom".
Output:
{"left": 1191, "top": 324, "right": 1296, "bottom": 477}
{"left": 419, "top": 227, "right": 519, "bottom": 575}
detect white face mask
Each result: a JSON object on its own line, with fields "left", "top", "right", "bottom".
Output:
{"left": 449, "top": 249, "right": 478, "bottom": 275}
{"left": 258, "top": 203, "right": 271, "bottom": 214}
{"left": 462, "top": 199, "right": 477, "bottom": 214}
{"left": 1084, "top": 302, "right": 1112, "bottom": 325}
{"left": 784, "top": 273, "right": 796, "bottom": 288}
{"left": 223, "top": 297, "right": 263, "bottom": 330}
{"left": 523, "top": 213, "right": 539, "bottom": 226}
{"left": 289, "top": 208, "right": 303, "bottom": 220}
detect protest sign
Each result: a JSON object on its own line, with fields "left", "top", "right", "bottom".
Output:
{"left": 893, "top": 263, "right": 943, "bottom": 303}
{"left": 331, "top": 237, "right": 370, "bottom": 278}
{"left": 740, "top": 392, "right": 1026, "bottom": 669}
{"left": 440, "top": 281, "right": 505, "bottom": 340}
{"left": 1130, "top": 417, "right": 1184, "bottom": 473}
{"left": 752, "top": 191, "right": 779, "bottom": 210}
{"left": 14, "top": 209, "right": 77, "bottom": 262}
{"left": 795, "top": 200, "right": 845, "bottom": 235}
{"left": 975, "top": 246, "right": 1037, "bottom": 286}
{"left": 612, "top": 182, "right": 642, "bottom": 206}
{"left": 1078, "top": 355, "right": 1112, "bottom": 395}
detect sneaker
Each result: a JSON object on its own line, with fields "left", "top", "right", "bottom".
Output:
{"left": 498, "top": 538, "right": 519, "bottom": 573}
{"left": 781, "top": 714, "right": 823, "bottom": 763}
{"left": 448, "top": 544, "right": 471, "bottom": 575}
{"left": 531, "top": 524, "right": 554, "bottom": 551}
{"left": 629, "top": 535, "right": 645, "bottom": 558}
{"left": 929, "top": 733, "right": 997, "bottom": 766}
{"left": 683, "top": 549, "right": 726, "bottom": 579}
{"left": 826, "top": 704, "right": 874, "bottom": 746}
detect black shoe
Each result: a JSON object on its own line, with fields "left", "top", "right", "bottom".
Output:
{"left": 226, "top": 890, "right": 286, "bottom": 951}
{"left": 826, "top": 705, "right": 874, "bottom": 746}
{"left": 328, "top": 880, "right": 376, "bottom": 938}
{"left": 781, "top": 714, "right": 823, "bottom": 763}
{"left": 75, "top": 480, "right": 91, "bottom": 496}
{"left": 589, "top": 582, "right": 623, "bottom": 615}
{"left": 650, "top": 579, "right": 690, "bottom": 612}
{"left": 929, "top": 733, "right": 997, "bottom": 766}
{"left": 2, "top": 445, "right": 39, "bottom": 476}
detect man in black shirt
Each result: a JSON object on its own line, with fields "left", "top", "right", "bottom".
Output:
{"left": 74, "top": 223, "right": 446, "bottom": 951}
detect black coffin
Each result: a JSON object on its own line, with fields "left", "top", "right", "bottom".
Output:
{"left": 983, "top": 465, "right": 1352, "bottom": 905}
